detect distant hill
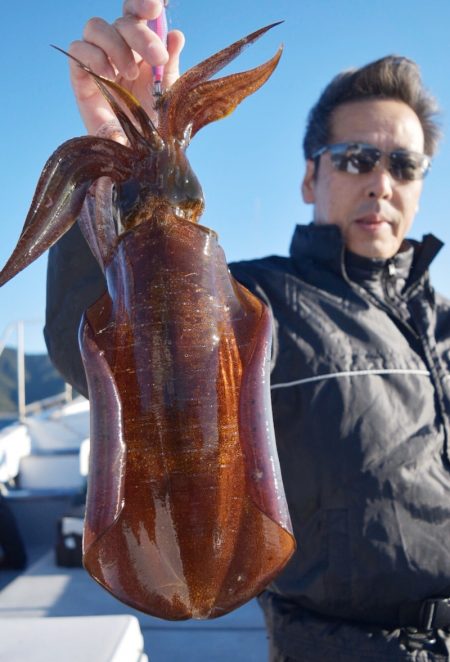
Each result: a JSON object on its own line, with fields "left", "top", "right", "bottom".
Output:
{"left": 0, "top": 347, "right": 65, "bottom": 413}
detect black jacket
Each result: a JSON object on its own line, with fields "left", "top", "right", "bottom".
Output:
{"left": 45, "top": 221, "right": 450, "bottom": 628}
{"left": 230, "top": 223, "right": 450, "bottom": 628}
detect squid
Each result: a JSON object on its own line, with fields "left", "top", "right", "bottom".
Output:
{"left": 0, "top": 23, "right": 295, "bottom": 619}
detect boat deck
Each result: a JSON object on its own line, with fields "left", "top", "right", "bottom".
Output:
{"left": 0, "top": 547, "right": 269, "bottom": 661}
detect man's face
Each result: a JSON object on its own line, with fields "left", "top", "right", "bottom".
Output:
{"left": 301, "top": 99, "right": 426, "bottom": 259}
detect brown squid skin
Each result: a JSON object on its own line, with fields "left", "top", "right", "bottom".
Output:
{"left": 81, "top": 203, "right": 294, "bottom": 618}
{"left": 0, "top": 22, "right": 295, "bottom": 618}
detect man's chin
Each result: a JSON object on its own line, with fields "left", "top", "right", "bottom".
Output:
{"left": 346, "top": 236, "right": 400, "bottom": 260}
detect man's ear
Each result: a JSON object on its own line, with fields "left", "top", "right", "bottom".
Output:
{"left": 301, "top": 159, "right": 316, "bottom": 204}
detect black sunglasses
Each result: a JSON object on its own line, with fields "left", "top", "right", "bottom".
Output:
{"left": 312, "top": 142, "right": 431, "bottom": 181}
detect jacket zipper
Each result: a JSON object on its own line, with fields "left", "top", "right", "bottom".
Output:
{"left": 340, "top": 250, "right": 419, "bottom": 340}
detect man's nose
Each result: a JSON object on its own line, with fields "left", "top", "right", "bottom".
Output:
{"left": 366, "top": 166, "right": 394, "bottom": 199}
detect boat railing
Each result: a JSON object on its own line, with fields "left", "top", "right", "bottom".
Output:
{"left": 0, "top": 320, "right": 72, "bottom": 422}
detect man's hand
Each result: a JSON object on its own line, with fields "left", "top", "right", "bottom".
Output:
{"left": 69, "top": 0, "right": 184, "bottom": 135}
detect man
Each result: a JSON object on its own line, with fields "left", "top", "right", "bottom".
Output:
{"left": 44, "top": 1, "right": 450, "bottom": 659}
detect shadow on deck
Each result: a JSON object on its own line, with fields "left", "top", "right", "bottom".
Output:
{"left": 0, "top": 548, "right": 269, "bottom": 661}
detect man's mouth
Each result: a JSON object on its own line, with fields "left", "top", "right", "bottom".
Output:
{"left": 354, "top": 213, "right": 391, "bottom": 231}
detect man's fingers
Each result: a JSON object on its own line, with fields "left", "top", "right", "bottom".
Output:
{"left": 120, "top": 0, "right": 169, "bottom": 73}
{"left": 83, "top": 17, "right": 139, "bottom": 80}
{"left": 68, "top": 1, "right": 182, "bottom": 135}
{"left": 122, "top": 0, "right": 164, "bottom": 21}
{"left": 113, "top": 15, "right": 168, "bottom": 71}
{"left": 68, "top": 40, "right": 118, "bottom": 134}
{"left": 69, "top": 41, "right": 116, "bottom": 89}
{"left": 164, "top": 30, "right": 185, "bottom": 88}
{"left": 81, "top": 13, "right": 169, "bottom": 81}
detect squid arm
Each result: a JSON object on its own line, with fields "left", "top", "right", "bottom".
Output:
{"left": 0, "top": 137, "right": 133, "bottom": 287}
{"left": 160, "top": 22, "right": 283, "bottom": 143}
{"left": 169, "top": 48, "right": 282, "bottom": 144}
{"left": 52, "top": 46, "right": 163, "bottom": 153}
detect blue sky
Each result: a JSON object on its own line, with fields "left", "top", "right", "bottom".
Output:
{"left": 1, "top": 0, "right": 450, "bottom": 353}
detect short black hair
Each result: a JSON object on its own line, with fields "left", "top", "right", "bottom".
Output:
{"left": 303, "top": 55, "right": 441, "bottom": 160}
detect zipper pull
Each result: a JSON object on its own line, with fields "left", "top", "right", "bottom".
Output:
{"left": 388, "top": 261, "right": 397, "bottom": 277}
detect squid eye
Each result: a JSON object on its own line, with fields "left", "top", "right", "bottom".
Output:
{"left": 114, "top": 180, "right": 143, "bottom": 231}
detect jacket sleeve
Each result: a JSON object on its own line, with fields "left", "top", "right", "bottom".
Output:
{"left": 44, "top": 222, "right": 106, "bottom": 397}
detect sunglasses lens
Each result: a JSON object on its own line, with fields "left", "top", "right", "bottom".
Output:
{"left": 330, "top": 145, "right": 380, "bottom": 175}
{"left": 390, "top": 152, "right": 428, "bottom": 181}
{"left": 317, "top": 143, "right": 430, "bottom": 181}
{"left": 325, "top": 144, "right": 430, "bottom": 181}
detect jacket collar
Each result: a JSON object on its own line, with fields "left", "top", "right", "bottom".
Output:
{"left": 289, "top": 222, "right": 443, "bottom": 288}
